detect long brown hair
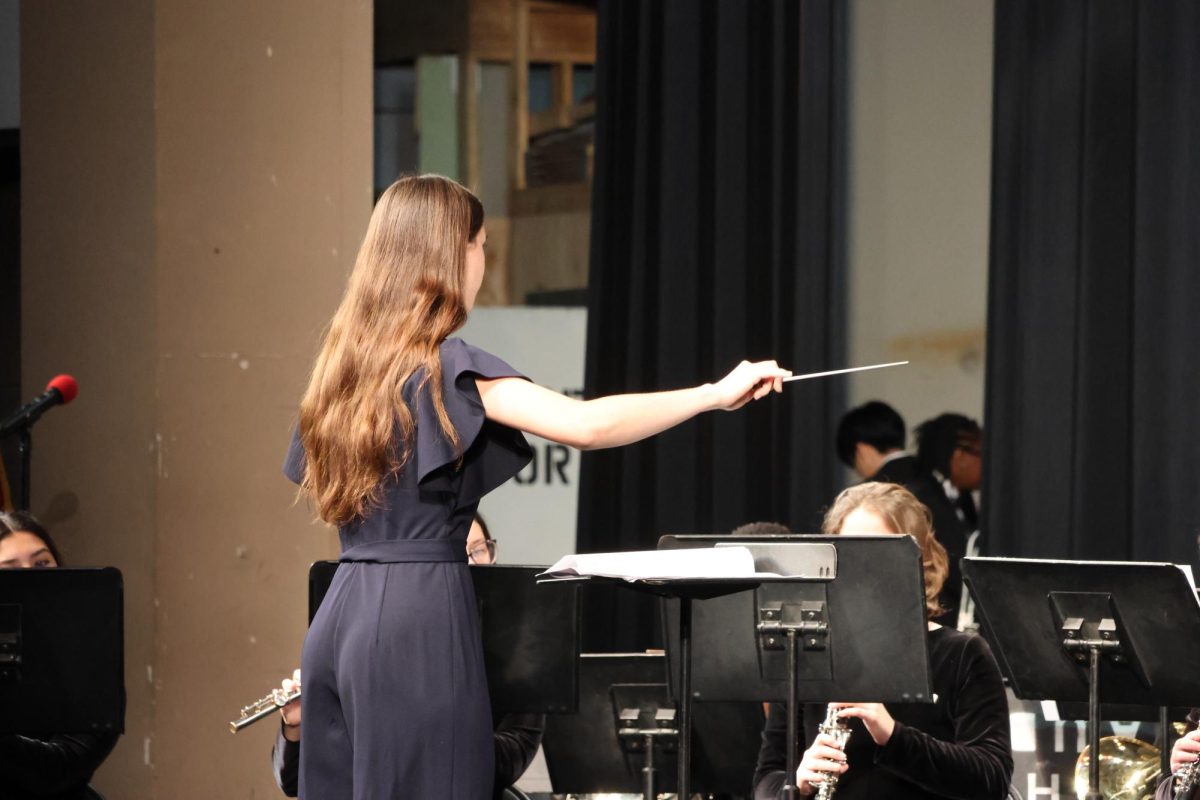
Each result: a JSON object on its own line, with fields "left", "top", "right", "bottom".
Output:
{"left": 298, "top": 175, "right": 485, "bottom": 525}
{"left": 822, "top": 482, "right": 948, "bottom": 619}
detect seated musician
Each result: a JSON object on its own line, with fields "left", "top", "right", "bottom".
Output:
{"left": 271, "top": 514, "right": 544, "bottom": 799}
{"left": 1157, "top": 709, "right": 1200, "bottom": 800}
{"left": 0, "top": 511, "right": 119, "bottom": 800}
{"left": 752, "top": 483, "right": 1013, "bottom": 799}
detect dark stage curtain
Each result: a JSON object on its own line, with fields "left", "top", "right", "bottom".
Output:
{"left": 577, "top": 0, "right": 846, "bottom": 650}
{"left": 986, "top": 1, "right": 1200, "bottom": 565}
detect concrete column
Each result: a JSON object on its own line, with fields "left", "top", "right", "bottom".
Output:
{"left": 21, "top": 2, "right": 372, "bottom": 797}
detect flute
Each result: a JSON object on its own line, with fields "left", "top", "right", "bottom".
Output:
{"left": 229, "top": 687, "right": 301, "bottom": 733}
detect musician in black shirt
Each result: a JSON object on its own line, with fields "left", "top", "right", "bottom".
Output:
{"left": 753, "top": 483, "right": 1012, "bottom": 799}
{"left": 0, "top": 511, "right": 119, "bottom": 800}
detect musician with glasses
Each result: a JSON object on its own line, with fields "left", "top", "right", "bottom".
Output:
{"left": 752, "top": 483, "right": 1012, "bottom": 799}
{"left": 270, "top": 514, "right": 545, "bottom": 799}
{"left": 0, "top": 511, "right": 119, "bottom": 800}
{"left": 466, "top": 514, "right": 497, "bottom": 565}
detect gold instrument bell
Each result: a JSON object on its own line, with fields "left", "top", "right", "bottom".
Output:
{"left": 1073, "top": 735, "right": 1161, "bottom": 800}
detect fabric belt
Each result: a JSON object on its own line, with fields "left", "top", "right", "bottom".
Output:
{"left": 339, "top": 539, "right": 466, "bottom": 563}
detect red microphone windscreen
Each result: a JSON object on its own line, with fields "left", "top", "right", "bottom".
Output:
{"left": 46, "top": 374, "right": 79, "bottom": 405}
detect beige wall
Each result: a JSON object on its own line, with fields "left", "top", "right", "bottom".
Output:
{"left": 21, "top": 2, "right": 372, "bottom": 797}
{"left": 21, "top": 5, "right": 158, "bottom": 796}
{"left": 845, "top": 0, "right": 994, "bottom": 436}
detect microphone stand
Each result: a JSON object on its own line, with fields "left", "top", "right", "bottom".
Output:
{"left": 17, "top": 427, "right": 31, "bottom": 510}
{"left": 1, "top": 383, "right": 73, "bottom": 511}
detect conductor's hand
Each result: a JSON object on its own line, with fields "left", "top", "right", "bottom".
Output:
{"left": 795, "top": 731, "right": 849, "bottom": 795}
{"left": 1172, "top": 728, "right": 1200, "bottom": 774}
{"left": 709, "top": 360, "right": 791, "bottom": 411}
{"left": 831, "top": 702, "right": 895, "bottom": 746}
{"left": 280, "top": 668, "right": 302, "bottom": 742}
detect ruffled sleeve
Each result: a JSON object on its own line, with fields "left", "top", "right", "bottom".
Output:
{"left": 283, "top": 426, "right": 305, "bottom": 485}
{"left": 413, "top": 337, "right": 533, "bottom": 508}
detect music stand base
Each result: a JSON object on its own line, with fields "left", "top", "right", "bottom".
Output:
{"left": 641, "top": 733, "right": 656, "bottom": 800}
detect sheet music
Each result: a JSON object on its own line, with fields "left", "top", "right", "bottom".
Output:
{"left": 540, "top": 546, "right": 767, "bottom": 581}
{"left": 1179, "top": 563, "right": 1197, "bottom": 591}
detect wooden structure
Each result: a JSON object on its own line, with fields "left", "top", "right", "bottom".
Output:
{"left": 376, "top": 0, "right": 596, "bottom": 304}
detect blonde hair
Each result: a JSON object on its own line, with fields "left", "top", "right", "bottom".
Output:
{"left": 822, "top": 482, "right": 948, "bottom": 619}
{"left": 298, "top": 175, "right": 484, "bottom": 525}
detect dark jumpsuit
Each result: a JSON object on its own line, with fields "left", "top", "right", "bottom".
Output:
{"left": 285, "top": 338, "right": 532, "bottom": 800}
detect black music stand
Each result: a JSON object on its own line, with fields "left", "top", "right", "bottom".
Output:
{"left": 0, "top": 567, "right": 124, "bottom": 734}
{"left": 309, "top": 562, "right": 580, "bottom": 714}
{"left": 657, "top": 535, "right": 933, "bottom": 800}
{"left": 544, "top": 653, "right": 676, "bottom": 797}
{"left": 473, "top": 565, "right": 579, "bottom": 714}
{"left": 542, "top": 652, "right": 764, "bottom": 799}
{"left": 659, "top": 535, "right": 933, "bottom": 702}
{"left": 538, "top": 573, "right": 764, "bottom": 799}
{"left": 962, "top": 557, "right": 1200, "bottom": 800}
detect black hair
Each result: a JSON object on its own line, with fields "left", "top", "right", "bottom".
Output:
{"left": 0, "top": 510, "right": 65, "bottom": 566}
{"left": 835, "top": 401, "right": 906, "bottom": 468}
{"left": 730, "top": 521, "right": 792, "bottom": 537}
{"left": 914, "top": 413, "right": 982, "bottom": 475}
{"left": 473, "top": 512, "right": 492, "bottom": 542}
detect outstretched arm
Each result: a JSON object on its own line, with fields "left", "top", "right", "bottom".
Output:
{"left": 476, "top": 360, "right": 790, "bottom": 450}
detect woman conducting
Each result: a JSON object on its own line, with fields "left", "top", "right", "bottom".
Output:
{"left": 287, "top": 173, "right": 790, "bottom": 799}
{"left": 753, "top": 483, "right": 1013, "bottom": 799}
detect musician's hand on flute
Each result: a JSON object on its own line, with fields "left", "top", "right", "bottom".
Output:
{"left": 795, "top": 732, "right": 848, "bottom": 795}
{"left": 830, "top": 702, "right": 894, "bottom": 746}
{"left": 708, "top": 360, "right": 790, "bottom": 411}
{"left": 280, "top": 669, "right": 302, "bottom": 742}
{"left": 1171, "top": 728, "right": 1200, "bottom": 774}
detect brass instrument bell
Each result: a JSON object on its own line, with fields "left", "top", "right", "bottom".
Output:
{"left": 1073, "top": 735, "right": 1161, "bottom": 800}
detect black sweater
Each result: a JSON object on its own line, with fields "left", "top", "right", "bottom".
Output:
{"left": 0, "top": 732, "right": 119, "bottom": 800}
{"left": 753, "top": 627, "right": 1013, "bottom": 799}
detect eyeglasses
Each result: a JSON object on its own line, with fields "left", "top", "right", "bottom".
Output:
{"left": 467, "top": 539, "right": 497, "bottom": 564}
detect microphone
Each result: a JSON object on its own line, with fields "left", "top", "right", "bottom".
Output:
{"left": 0, "top": 375, "right": 79, "bottom": 438}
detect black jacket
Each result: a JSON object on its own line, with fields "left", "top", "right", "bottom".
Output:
{"left": 870, "top": 455, "right": 975, "bottom": 626}
{"left": 0, "top": 732, "right": 118, "bottom": 800}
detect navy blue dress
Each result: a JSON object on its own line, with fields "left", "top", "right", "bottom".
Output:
{"left": 285, "top": 338, "right": 532, "bottom": 800}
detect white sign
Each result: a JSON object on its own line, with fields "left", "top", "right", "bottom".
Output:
{"left": 458, "top": 307, "right": 586, "bottom": 566}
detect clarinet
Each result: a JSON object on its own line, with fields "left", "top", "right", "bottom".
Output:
{"left": 1177, "top": 759, "right": 1200, "bottom": 796}
{"left": 815, "top": 704, "right": 852, "bottom": 799}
